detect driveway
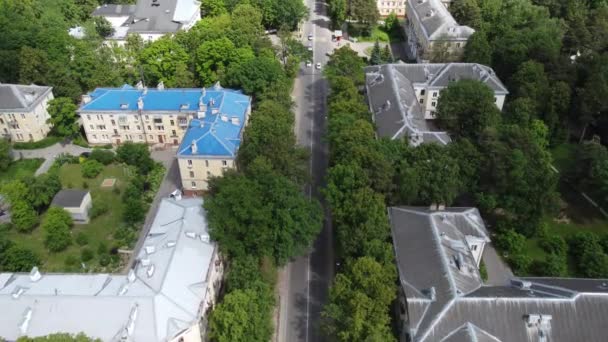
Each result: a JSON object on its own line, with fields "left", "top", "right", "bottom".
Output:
{"left": 12, "top": 142, "right": 92, "bottom": 176}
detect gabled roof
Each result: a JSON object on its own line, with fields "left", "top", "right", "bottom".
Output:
{"left": 51, "top": 189, "right": 89, "bottom": 208}
{"left": 0, "top": 84, "right": 52, "bottom": 112}
{"left": 92, "top": 4, "right": 136, "bottom": 17}
{"left": 389, "top": 206, "right": 608, "bottom": 342}
{"left": 0, "top": 198, "right": 216, "bottom": 342}
{"left": 407, "top": 0, "right": 474, "bottom": 41}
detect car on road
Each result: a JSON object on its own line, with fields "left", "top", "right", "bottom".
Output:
{"left": 316, "top": 62, "right": 322, "bottom": 69}
{"left": 308, "top": 34, "right": 313, "bottom": 41}
{"left": 308, "top": 43, "right": 313, "bottom": 51}
{"left": 306, "top": 60, "right": 312, "bottom": 68}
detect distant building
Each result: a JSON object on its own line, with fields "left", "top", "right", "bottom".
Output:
{"left": 0, "top": 197, "right": 223, "bottom": 342}
{"left": 51, "top": 189, "right": 93, "bottom": 224}
{"left": 79, "top": 82, "right": 251, "bottom": 194}
{"left": 92, "top": 0, "right": 201, "bottom": 45}
{"left": 0, "top": 84, "right": 53, "bottom": 142}
{"left": 389, "top": 206, "right": 608, "bottom": 342}
{"left": 405, "top": 0, "right": 474, "bottom": 62}
{"left": 376, "top": 0, "right": 406, "bottom": 17}
{"left": 364, "top": 63, "right": 507, "bottom": 146}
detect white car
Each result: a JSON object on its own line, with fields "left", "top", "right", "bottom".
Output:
{"left": 315, "top": 62, "right": 322, "bottom": 70}
{"left": 308, "top": 34, "right": 313, "bottom": 41}
{"left": 308, "top": 43, "right": 313, "bottom": 51}
{"left": 306, "top": 61, "right": 312, "bottom": 68}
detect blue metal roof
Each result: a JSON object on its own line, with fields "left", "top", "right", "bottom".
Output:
{"left": 80, "top": 84, "right": 250, "bottom": 157}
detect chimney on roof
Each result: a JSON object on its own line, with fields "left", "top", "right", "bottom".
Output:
{"left": 157, "top": 81, "right": 165, "bottom": 91}
{"left": 231, "top": 117, "right": 240, "bottom": 125}
{"left": 142, "top": 86, "right": 148, "bottom": 95}
{"left": 429, "top": 287, "right": 436, "bottom": 301}
{"left": 137, "top": 97, "right": 144, "bottom": 111}
{"left": 82, "top": 94, "right": 92, "bottom": 104}
{"left": 29, "top": 267, "right": 42, "bottom": 282}
{"left": 127, "top": 269, "right": 136, "bottom": 283}
{"left": 136, "top": 81, "right": 143, "bottom": 90}
{"left": 191, "top": 140, "right": 197, "bottom": 154}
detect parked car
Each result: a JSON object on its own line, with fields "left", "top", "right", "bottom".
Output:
{"left": 169, "top": 189, "right": 182, "bottom": 201}
{"left": 316, "top": 62, "right": 322, "bottom": 70}
{"left": 308, "top": 34, "right": 313, "bottom": 41}
{"left": 306, "top": 60, "right": 312, "bottom": 67}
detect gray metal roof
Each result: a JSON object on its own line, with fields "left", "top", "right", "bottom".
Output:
{"left": 128, "top": 0, "right": 199, "bottom": 33}
{"left": 51, "top": 189, "right": 89, "bottom": 208}
{"left": 92, "top": 4, "right": 136, "bottom": 16}
{"left": 0, "top": 198, "right": 216, "bottom": 342}
{"left": 407, "top": 0, "right": 474, "bottom": 41}
{"left": 390, "top": 206, "right": 608, "bottom": 342}
{"left": 364, "top": 63, "right": 507, "bottom": 145}
{"left": 0, "top": 84, "right": 52, "bottom": 112}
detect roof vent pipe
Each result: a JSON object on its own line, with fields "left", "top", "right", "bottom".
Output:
{"left": 191, "top": 140, "right": 198, "bottom": 154}
{"left": 29, "top": 267, "right": 42, "bottom": 282}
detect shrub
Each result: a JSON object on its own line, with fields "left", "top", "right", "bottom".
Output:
{"left": 494, "top": 229, "right": 526, "bottom": 255}
{"left": 508, "top": 253, "right": 532, "bottom": 275}
{"left": 99, "top": 253, "right": 111, "bottom": 266}
{"left": 579, "top": 245, "right": 608, "bottom": 278}
{"left": 82, "top": 181, "right": 88, "bottom": 189}
{"left": 569, "top": 231, "right": 601, "bottom": 261}
{"left": 113, "top": 186, "right": 121, "bottom": 195}
{"left": 532, "top": 253, "right": 568, "bottom": 277}
{"left": 539, "top": 235, "right": 567, "bottom": 256}
{"left": 1, "top": 245, "right": 40, "bottom": 272}
{"left": 75, "top": 232, "right": 89, "bottom": 246}
{"left": 116, "top": 142, "right": 154, "bottom": 174}
{"left": 90, "top": 149, "right": 115, "bottom": 165}
{"left": 81, "top": 159, "right": 104, "bottom": 178}
{"left": 11, "top": 201, "right": 38, "bottom": 233}
{"left": 89, "top": 202, "right": 109, "bottom": 219}
{"left": 65, "top": 254, "right": 79, "bottom": 267}
{"left": 81, "top": 248, "right": 94, "bottom": 262}
{"left": 73, "top": 135, "right": 90, "bottom": 148}
{"left": 43, "top": 207, "right": 73, "bottom": 253}
{"left": 97, "top": 242, "right": 108, "bottom": 255}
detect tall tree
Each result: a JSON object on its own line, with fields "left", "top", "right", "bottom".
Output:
{"left": 47, "top": 97, "right": 79, "bottom": 137}
{"left": 138, "top": 36, "right": 190, "bottom": 86}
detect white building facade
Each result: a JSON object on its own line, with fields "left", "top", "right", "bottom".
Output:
{"left": 0, "top": 84, "right": 53, "bottom": 142}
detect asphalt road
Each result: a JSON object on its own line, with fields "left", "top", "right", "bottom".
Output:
{"left": 278, "top": 0, "right": 334, "bottom": 341}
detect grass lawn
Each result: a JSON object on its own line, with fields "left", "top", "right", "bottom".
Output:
{"left": 0, "top": 158, "right": 43, "bottom": 183}
{"left": 350, "top": 22, "right": 405, "bottom": 43}
{"left": 523, "top": 143, "right": 608, "bottom": 275}
{"left": 7, "top": 163, "right": 129, "bottom": 272}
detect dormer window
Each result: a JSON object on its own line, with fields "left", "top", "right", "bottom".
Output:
{"left": 120, "top": 103, "right": 129, "bottom": 109}
{"left": 180, "top": 103, "right": 189, "bottom": 110}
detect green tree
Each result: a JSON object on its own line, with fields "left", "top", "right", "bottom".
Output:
{"left": 0, "top": 180, "right": 29, "bottom": 205}
{"left": 395, "top": 144, "right": 462, "bottom": 205}
{"left": 116, "top": 142, "right": 154, "bottom": 174}
{"left": 89, "top": 149, "right": 115, "bottom": 165}
{"left": 26, "top": 173, "right": 62, "bottom": 210}
{"left": 11, "top": 200, "right": 38, "bottom": 233}
{"left": 495, "top": 229, "right": 526, "bottom": 255}
{"left": 204, "top": 159, "right": 322, "bottom": 264}
{"left": 370, "top": 40, "right": 382, "bottom": 65}
{"left": 43, "top": 207, "right": 73, "bottom": 252}
{"left": 200, "top": 0, "right": 227, "bottom": 16}
{"left": 1, "top": 245, "right": 40, "bottom": 272}
{"left": 238, "top": 100, "right": 308, "bottom": 183}
{"left": 225, "top": 56, "right": 286, "bottom": 97}
{"left": 349, "top": 0, "right": 379, "bottom": 34}
{"left": 381, "top": 45, "right": 393, "bottom": 63}
{"left": 230, "top": 4, "right": 263, "bottom": 47}
{"left": 138, "top": 36, "right": 190, "bottom": 87}
{"left": 47, "top": 97, "right": 79, "bottom": 137}
{"left": 325, "top": 46, "right": 366, "bottom": 85}
{"left": 208, "top": 286, "right": 274, "bottom": 342}
{"left": 322, "top": 257, "right": 396, "bottom": 341}
{"left": 328, "top": 0, "right": 347, "bottom": 29}
{"left": 225, "top": 255, "right": 266, "bottom": 292}
{"left": 195, "top": 37, "right": 242, "bottom": 85}
{"left": 81, "top": 159, "right": 104, "bottom": 178}
{"left": 435, "top": 79, "right": 501, "bottom": 140}
{"left": 93, "top": 16, "right": 114, "bottom": 38}
{"left": 450, "top": 0, "right": 482, "bottom": 28}
{"left": 0, "top": 138, "right": 11, "bottom": 171}
{"left": 16, "top": 333, "right": 100, "bottom": 342}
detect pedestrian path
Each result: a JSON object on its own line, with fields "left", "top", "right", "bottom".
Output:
{"left": 12, "top": 142, "right": 92, "bottom": 176}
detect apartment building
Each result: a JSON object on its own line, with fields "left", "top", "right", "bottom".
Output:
{"left": 377, "top": 0, "right": 406, "bottom": 17}
{"left": 389, "top": 206, "right": 608, "bottom": 342}
{"left": 0, "top": 197, "right": 223, "bottom": 342}
{"left": 92, "top": 0, "right": 201, "bottom": 45}
{"left": 364, "top": 63, "right": 507, "bottom": 145}
{"left": 406, "top": 0, "right": 474, "bottom": 62}
{"left": 0, "top": 84, "right": 53, "bottom": 142}
{"left": 79, "top": 82, "right": 251, "bottom": 194}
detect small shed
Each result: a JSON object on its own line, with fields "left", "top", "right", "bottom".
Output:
{"left": 51, "top": 189, "right": 93, "bottom": 224}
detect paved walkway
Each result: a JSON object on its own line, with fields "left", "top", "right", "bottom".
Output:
{"left": 482, "top": 244, "right": 514, "bottom": 286}
{"left": 12, "top": 142, "right": 92, "bottom": 176}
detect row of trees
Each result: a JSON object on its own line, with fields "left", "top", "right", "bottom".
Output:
{"left": 327, "top": 0, "right": 379, "bottom": 31}
{"left": 196, "top": 4, "right": 322, "bottom": 341}
{"left": 321, "top": 47, "right": 397, "bottom": 341}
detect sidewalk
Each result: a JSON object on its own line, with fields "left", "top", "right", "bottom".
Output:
{"left": 12, "top": 142, "right": 92, "bottom": 176}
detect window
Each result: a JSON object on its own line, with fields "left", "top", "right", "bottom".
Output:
{"left": 120, "top": 125, "right": 129, "bottom": 130}
{"left": 172, "top": 130, "right": 176, "bottom": 136}
{"left": 431, "top": 101, "right": 436, "bottom": 107}
{"left": 189, "top": 171, "right": 194, "bottom": 178}
{"left": 111, "top": 120, "right": 116, "bottom": 125}
{"left": 137, "top": 125, "right": 141, "bottom": 130}
{"left": 420, "top": 89, "right": 426, "bottom": 96}
{"left": 96, "top": 115, "right": 102, "bottom": 120}
{"left": 156, "top": 125, "right": 164, "bottom": 130}
{"left": 419, "top": 99, "right": 424, "bottom": 104}
{"left": 191, "top": 181, "right": 196, "bottom": 188}
{"left": 87, "top": 115, "right": 91, "bottom": 120}
{"left": 114, "top": 129, "right": 118, "bottom": 134}
{"left": 147, "top": 125, "right": 152, "bottom": 131}
{"left": 187, "top": 160, "right": 192, "bottom": 166}
{"left": 433, "top": 92, "right": 438, "bottom": 97}
{"left": 205, "top": 160, "right": 209, "bottom": 167}
{"left": 145, "top": 115, "right": 149, "bottom": 120}
{"left": 222, "top": 160, "right": 227, "bottom": 167}
{"left": 153, "top": 118, "right": 162, "bottom": 124}
{"left": 0, "top": 118, "right": 3, "bottom": 124}
{"left": 20, "top": 114, "right": 25, "bottom": 119}
{"left": 97, "top": 125, "right": 106, "bottom": 130}
{"left": 90, "top": 125, "right": 94, "bottom": 130}
{"left": 494, "top": 97, "right": 498, "bottom": 103}
{"left": 170, "top": 120, "right": 175, "bottom": 126}
{"left": 456, "top": 43, "right": 461, "bottom": 48}
{"left": 149, "top": 135, "right": 153, "bottom": 140}
{"left": 93, "top": 134, "right": 97, "bottom": 139}
{"left": 472, "top": 245, "right": 478, "bottom": 251}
